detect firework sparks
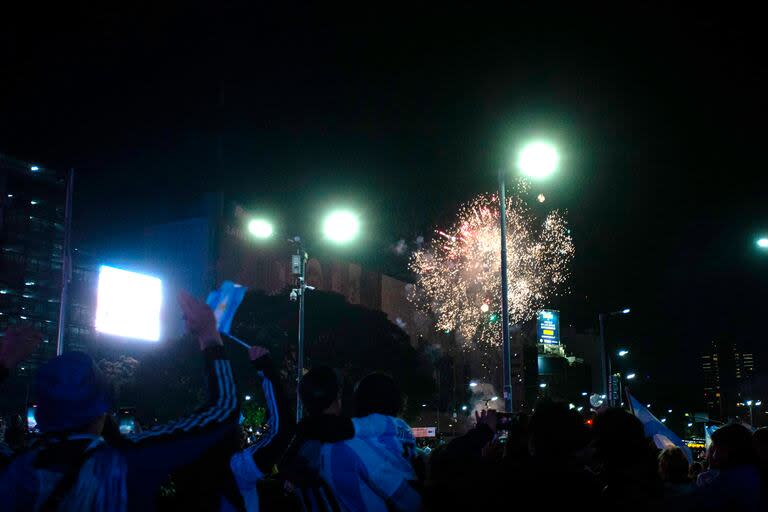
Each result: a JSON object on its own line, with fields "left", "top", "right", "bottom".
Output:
{"left": 409, "top": 193, "right": 574, "bottom": 349}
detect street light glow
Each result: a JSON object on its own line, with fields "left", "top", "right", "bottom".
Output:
{"left": 323, "top": 210, "right": 360, "bottom": 243}
{"left": 756, "top": 401, "right": 762, "bottom": 406}
{"left": 490, "top": 396, "right": 499, "bottom": 401}
{"left": 618, "top": 349, "right": 629, "bottom": 357}
{"left": 626, "top": 373, "right": 636, "bottom": 380}
{"left": 517, "top": 141, "right": 559, "bottom": 179}
{"left": 248, "top": 219, "right": 274, "bottom": 239}
{"left": 622, "top": 308, "right": 631, "bottom": 314}
{"left": 461, "top": 405, "right": 468, "bottom": 411}
{"left": 469, "top": 381, "right": 478, "bottom": 388}
{"left": 746, "top": 400, "right": 753, "bottom": 406}
{"left": 757, "top": 238, "right": 768, "bottom": 249}
{"left": 539, "top": 383, "right": 547, "bottom": 388}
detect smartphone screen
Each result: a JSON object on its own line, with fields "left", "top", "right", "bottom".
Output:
{"left": 26, "top": 406, "right": 38, "bottom": 433}
{"left": 118, "top": 416, "right": 136, "bottom": 434}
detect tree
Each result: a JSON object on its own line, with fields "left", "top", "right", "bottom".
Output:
{"left": 231, "top": 289, "right": 436, "bottom": 421}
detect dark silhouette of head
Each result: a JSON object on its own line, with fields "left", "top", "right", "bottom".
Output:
{"left": 658, "top": 446, "right": 690, "bottom": 483}
{"left": 592, "top": 408, "right": 647, "bottom": 465}
{"left": 35, "top": 351, "right": 112, "bottom": 434}
{"left": 528, "top": 400, "right": 589, "bottom": 458}
{"left": 353, "top": 373, "right": 402, "bottom": 418}
{"left": 299, "top": 366, "right": 341, "bottom": 416}
{"left": 688, "top": 461, "right": 703, "bottom": 480}
{"left": 710, "top": 423, "right": 755, "bottom": 469}
{"left": 753, "top": 427, "right": 768, "bottom": 467}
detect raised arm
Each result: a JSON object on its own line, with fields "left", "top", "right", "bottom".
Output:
{"left": 230, "top": 346, "right": 294, "bottom": 491}
{"left": 121, "top": 292, "right": 239, "bottom": 491}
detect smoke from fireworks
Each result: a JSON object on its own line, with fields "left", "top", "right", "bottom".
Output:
{"left": 409, "top": 192, "right": 574, "bottom": 349}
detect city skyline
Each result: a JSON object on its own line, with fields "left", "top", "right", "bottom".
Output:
{"left": 1, "top": 5, "right": 767, "bottom": 409}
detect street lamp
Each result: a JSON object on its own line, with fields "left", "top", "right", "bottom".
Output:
{"left": 757, "top": 238, "right": 768, "bottom": 249}
{"left": 498, "top": 140, "right": 560, "bottom": 413}
{"left": 323, "top": 210, "right": 360, "bottom": 243}
{"left": 599, "top": 308, "right": 631, "bottom": 407}
{"left": 626, "top": 373, "right": 637, "bottom": 380}
{"left": 247, "top": 218, "right": 274, "bottom": 239}
{"left": 517, "top": 141, "right": 560, "bottom": 179}
{"left": 618, "top": 349, "right": 629, "bottom": 357}
{"left": 247, "top": 208, "right": 360, "bottom": 421}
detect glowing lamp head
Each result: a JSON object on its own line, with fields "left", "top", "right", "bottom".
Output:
{"left": 622, "top": 308, "right": 631, "bottom": 314}
{"left": 490, "top": 396, "right": 499, "bottom": 401}
{"left": 248, "top": 219, "right": 274, "bottom": 239}
{"left": 626, "top": 373, "right": 636, "bottom": 380}
{"left": 539, "top": 383, "right": 547, "bottom": 388}
{"left": 517, "top": 141, "right": 559, "bottom": 179}
{"left": 323, "top": 210, "right": 360, "bottom": 243}
{"left": 469, "top": 381, "right": 478, "bottom": 388}
{"left": 757, "top": 238, "right": 768, "bottom": 249}
{"left": 618, "top": 349, "right": 629, "bottom": 357}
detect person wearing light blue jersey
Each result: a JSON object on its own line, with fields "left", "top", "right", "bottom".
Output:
{"left": 320, "top": 373, "right": 422, "bottom": 512}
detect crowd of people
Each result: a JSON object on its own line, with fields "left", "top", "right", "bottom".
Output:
{"left": 0, "top": 293, "right": 766, "bottom": 510}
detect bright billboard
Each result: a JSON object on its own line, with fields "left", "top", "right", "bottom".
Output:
{"left": 95, "top": 265, "right": 162, "bottom": 341}
{"left": 411, "top": 427, "right": 437, "bottom": 438}
{"left": 537, "top": 309, "right": 560, "bottom": 345}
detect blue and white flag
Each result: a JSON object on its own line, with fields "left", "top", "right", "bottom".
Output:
{"left": 627, "top": 391, "right": 693, "bottom": 463}
{"left": 206, "top": 281, "right": 248, "bottom": 347}
{"left": 704, "top": 425, "right": 719, "bottom": 450}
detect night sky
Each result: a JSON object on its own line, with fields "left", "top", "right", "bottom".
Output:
{"left": 2, "top": 4, "right": 767, "bottom": 408}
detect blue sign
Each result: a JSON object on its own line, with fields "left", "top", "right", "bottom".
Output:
{"left": 537, "top": 309, "right": 560, "bottom": 345}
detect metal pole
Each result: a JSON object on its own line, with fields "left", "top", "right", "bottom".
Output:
{"left": 56, "top": 169, "right": 74, "bottom": 356}
{"left": 296, "top": 244, "right": 307, "bottom": 422}
{"left": 599, "top": 313, "right": 608, "bottom": 406}
{"left": 498, "top": 169, "right": 513, "bottom": 413}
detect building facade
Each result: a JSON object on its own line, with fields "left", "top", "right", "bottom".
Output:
{"left": 0, "top": 155, "right": 98, "bottom": 413}
{"left": 702, "top": 339, "right": 757, "bottom": 420}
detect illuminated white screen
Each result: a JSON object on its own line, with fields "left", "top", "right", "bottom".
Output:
{"left": 95, "top": 265, "right": 162, "bottom": 341}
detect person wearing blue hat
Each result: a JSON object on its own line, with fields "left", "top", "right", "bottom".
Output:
{"left": 0, "top": 291, "right": 240, "bottom": 511}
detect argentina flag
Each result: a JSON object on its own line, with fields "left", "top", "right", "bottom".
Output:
{"left": 206, "top": 281, "right": 248, "bottom": 347}
{"left": 627, "top": 391, "right": 693, "bottom": 463}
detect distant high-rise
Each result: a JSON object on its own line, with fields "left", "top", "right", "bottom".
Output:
{"left": 702, "top": 340, "right": 757, "bottom": 420}
{"left": 0, "top": 155, "right": 95, "bottom": 381}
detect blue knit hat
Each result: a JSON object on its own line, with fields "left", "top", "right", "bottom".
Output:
{"left": 35, "top": 351, "right": 112, "bottom": 433}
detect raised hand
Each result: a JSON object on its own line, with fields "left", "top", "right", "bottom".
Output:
{"left": 0, "top": 326, "right": 44, "bottom": 370}
{"left": 178, "top": 290, "right": 223, "bottom": 350}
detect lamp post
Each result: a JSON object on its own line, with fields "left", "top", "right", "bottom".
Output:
{"left": 247, "top": 209, "right": 360, "bottom": 421}
{"left": 499, "top": 141, "right": 559, "bottom": 413}
{"left": 599, "top": 308, "right": 631, "bottom": 407}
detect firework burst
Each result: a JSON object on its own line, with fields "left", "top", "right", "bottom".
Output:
{"left": 409, "top": 192, "right": 574, "bottom": 349}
